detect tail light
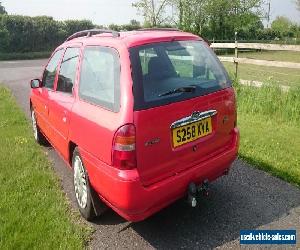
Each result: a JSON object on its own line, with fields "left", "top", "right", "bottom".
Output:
{"left": 112, "top": 124, "right": 136, "bottom": 170}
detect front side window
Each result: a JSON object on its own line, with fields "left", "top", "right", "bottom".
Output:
{"left": 130, "top": 41, "right": 231, "bottom": 110}
{"left": 79, "top": 46, "right": 120, "bottom": 112}
{"left": 42, "top": 49, "right": 64, "bottom": 89}
{"left": 57, "top": 47, "right": 80, "bottom": 94}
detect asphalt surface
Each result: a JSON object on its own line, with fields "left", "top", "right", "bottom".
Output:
{"left": 1, "top": 59, "right": 300, "bottom": 249}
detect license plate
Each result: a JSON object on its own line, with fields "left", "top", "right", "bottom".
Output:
{"left": 172, "top": 117, "right": 212, "bottom": 148}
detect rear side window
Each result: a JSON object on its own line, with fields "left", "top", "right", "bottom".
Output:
{"left": 79, "top": 46, "right": 120, "bottom": 112}
{"left": 42, "top": 49, "right": 64, "bottom": 89}
{"left": 57, "top": 47, "right": 80, "bottom": 94}
{"left": 130, "top": 41, "right": 231, "bottom": 110}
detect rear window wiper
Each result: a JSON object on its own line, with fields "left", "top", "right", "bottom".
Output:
{"left": 158, "top": 86, "right": 196, "bottom": 97}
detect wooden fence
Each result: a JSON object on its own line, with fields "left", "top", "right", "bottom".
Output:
{"left": 210, "top": 42, "right": 300, "bottom": 78}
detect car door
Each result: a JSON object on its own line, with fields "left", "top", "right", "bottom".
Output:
{"left": 33, "top": 49, "right": 64, "bottom": 138}
{"left": 47, "top": 46, "right": 81, "bottom": 160}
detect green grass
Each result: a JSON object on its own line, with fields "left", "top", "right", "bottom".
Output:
{"left": 0, "top": 86, "right": 90, "bottom": 249}
{"left": 236, "top": 83, "right": 300, "bottom": 125}
{"left": 238, "top": 113, "right": 300, "bottom": 186}
{"left": 224, "top": 62, "right": 300, "bottom": 88}
{"left": 0, "top": 51, "right": 51, "bottom": 61}
{"left": 235, "top": 82, "right": 300, "bottom": 187}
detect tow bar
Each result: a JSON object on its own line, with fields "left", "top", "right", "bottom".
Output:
{"left": 187, "top": 180, "right": 210, "bottom": 208}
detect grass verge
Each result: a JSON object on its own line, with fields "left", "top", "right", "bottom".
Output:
{"left": 0, "top": 51, "right": 51, "bottom": 61}
{"left": 0, "top": 86, "right": 90, "bottom": 249}
{"left": 235, "top": 82, "right": 300, "bottom": 187}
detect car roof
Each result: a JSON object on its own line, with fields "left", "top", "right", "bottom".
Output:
{"left": 63, "top": 30, "right": 201, "bottom": 49}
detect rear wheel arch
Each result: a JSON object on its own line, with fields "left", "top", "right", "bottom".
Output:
{"left": 68, "top": 141, "right": 77, "bottom": 167}
{"left": 30, "top": 108, "right": 48, "bottom": 145}
{"left": 29, "top": 99, "right": 33, "bottom": 110}
{"left": 72, "top": 146, "right": 107, "bottom": 220}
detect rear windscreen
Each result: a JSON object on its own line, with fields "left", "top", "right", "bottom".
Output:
{"left": 130, "top": 40, "right": 231, "bottom": 110}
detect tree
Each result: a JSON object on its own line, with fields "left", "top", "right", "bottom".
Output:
{"left": 133, "top": 0, "right": 265, "bottom": 39}
{"left": 290, "top": 23, "right": 300, "bottom": 38}
{"left": 132, "top": 0, "right": 170, "bottom": 27}
{"left": 0, "top": 1, "right": 7, "bottom": 14}
{"left": 206, "top": 0, "right": 264, "bottom": 39}
{"left": 271, "top": 16, "right": 292, "bottom": 38}
{"left": 0, "top": 15, "right": 97, "bottom": 53}
{"left": 130, "top": 19, "right": 141, "bottom": 26}
{"left": 170, "top": 0, "right": 264, "bottom": 40}
{"left": 63, "top": 20, "right": 95, "bottom": 37}
{"left": 0, "top": 16, "right": 9, "bottom": 51}
{"left": 170, "top": 0, "right": 210, "bottom": 34}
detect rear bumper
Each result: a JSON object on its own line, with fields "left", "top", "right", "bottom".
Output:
{"left": 81, "top": 128, "right": 239, "bottom": 222}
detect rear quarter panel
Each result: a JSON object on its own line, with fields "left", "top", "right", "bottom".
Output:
{"left": 69, "top": 42, "right": 134, "bottom": 166}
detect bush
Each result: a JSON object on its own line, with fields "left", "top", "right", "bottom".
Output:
{"left": 0, "top": 15, "right": 144, "bottom": 55}
{"left": 0, "top": 15, "right": 95, "bottom": 53}
{"left": 0, "top": 27, "right": 9, "bottom": 51}
{"left": 63, "top": 20, "right": 94, "bottom": 37}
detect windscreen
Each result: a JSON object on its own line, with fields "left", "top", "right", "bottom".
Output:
{"left": 130, "top": 40, "right": 231, "bottom": 110}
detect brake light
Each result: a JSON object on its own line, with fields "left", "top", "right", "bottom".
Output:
{"left": 112, "top": 124, "right": 136, "bottom": 170}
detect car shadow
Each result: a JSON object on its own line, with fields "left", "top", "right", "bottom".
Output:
{"left": 91, "top": 160, "right": 300, "bottom": 249}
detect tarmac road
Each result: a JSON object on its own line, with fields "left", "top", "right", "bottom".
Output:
{"left": 1, "top": 59, "right": 299, "bottom": 249}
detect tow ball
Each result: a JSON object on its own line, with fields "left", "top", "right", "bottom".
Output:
{"left": 187, "top": 180, "right": 210, "bottom": 208}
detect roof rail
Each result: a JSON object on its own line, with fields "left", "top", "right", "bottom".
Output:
{"left": 138, "top": 28, "right": 181, "bottom": 32}
{"left": 66, "top": 29, "right": 120, "bottom": 42}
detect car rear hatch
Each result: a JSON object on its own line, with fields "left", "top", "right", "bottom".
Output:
{"left": 130, "top": 40, "right": 237, "bottom": 186}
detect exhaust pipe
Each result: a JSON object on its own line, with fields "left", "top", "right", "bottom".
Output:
{"left": 188, "top": 183, "right": 197, "bottom": 207}
{"left": 187, "top": 180, "right": 210, "bottom": 207}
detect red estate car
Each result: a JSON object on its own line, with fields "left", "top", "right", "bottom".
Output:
{"left": 30, "top": 28, "right": 239, "bottom": 222}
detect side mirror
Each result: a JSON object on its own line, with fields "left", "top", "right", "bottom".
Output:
{"left": 30, "top": 79, "right": 42, "bottom": 89}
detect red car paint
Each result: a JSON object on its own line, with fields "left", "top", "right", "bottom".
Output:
{"left": 30, "top": 30, "right": 239, "bottom": 222}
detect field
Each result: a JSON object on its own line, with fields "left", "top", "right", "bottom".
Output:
{"left": 223, "top": 51, "right": 300, "bottom": 87}
{"left": 0, "top": 86, "right": 89, "bottom": 249}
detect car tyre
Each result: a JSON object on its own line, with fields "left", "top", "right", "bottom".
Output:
{"left": 31, "top": 108, "right": 48, "bottom": 145}
{"left": 72, "top": 147, "right": 107, "bottom": 221}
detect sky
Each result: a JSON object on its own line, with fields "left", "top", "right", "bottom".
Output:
{"left": 2, "top": 0, "right": 300, "bottom": 26}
